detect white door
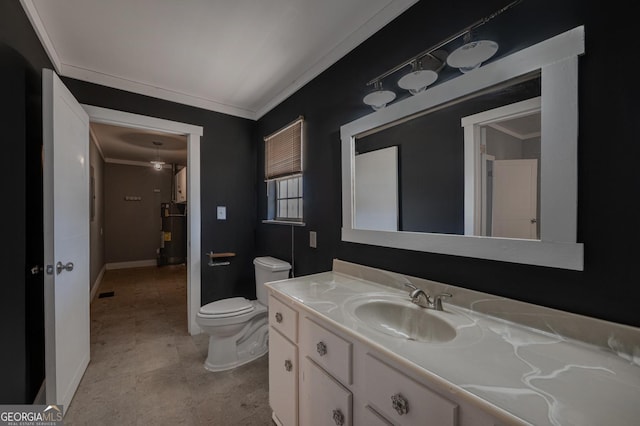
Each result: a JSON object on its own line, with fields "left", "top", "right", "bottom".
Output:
{"left": 42, "top": 69, "right": 90, "bottom": 412}
{"left": 492, "top": 159, "right": 538, "bottom": 239}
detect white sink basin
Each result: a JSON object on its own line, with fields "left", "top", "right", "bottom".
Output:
{"left": 353, "top": 299, "right": 457, "bottom": 343}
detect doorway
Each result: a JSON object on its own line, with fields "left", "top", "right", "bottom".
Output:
{"left": 83, "top": 105, "right": 203, "bottom": 335}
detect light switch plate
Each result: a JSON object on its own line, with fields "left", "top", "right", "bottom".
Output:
{"left": 217, "top": 206, "right": 226, "bottom": 220}
{"left": 309, "top": 231, "right": 317, "bottom": 248}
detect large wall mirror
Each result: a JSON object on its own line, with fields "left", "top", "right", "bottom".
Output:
{"left": 341, "top": 26, "right": 585, "bottom": 270}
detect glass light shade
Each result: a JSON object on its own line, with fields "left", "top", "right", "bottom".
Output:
{"left": 446, "top": 40, "right": 498, "bottom": 73}
{"left": 363, "top": 89, "right": 396, "bottom": 110}
{"left": 151, "top": 160, "right": 165, "bottom": 170}
{"left": 397, "top": 69, "right": 438, "bottom": 95}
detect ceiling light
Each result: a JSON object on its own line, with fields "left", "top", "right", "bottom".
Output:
{"left": 150, "top": 141, "right": 165, "bottom": 170}
{"left": 446, "top": 35, "right": 498, "bottom": 73}
{"left": 363, "top": 81, "right": 396, "bottom": 111}
{"left": 151, "top": 161, "right": 165, "bottom": 170}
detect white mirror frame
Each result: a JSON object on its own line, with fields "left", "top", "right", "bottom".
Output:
{"left": 341, "top": 26, "right": 585, "bottom": 270}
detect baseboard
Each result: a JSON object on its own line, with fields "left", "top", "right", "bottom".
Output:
{"left": 105, "top": 259, "right": 157, "bottom": 270}
{"left": 90, "top": 265, "right": 106, "bottom": 302}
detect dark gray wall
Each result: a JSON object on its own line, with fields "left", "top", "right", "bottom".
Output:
{"left": 256, "top": 0, "right": 640, "bottom": 328}
{"left": 104, "top": 163, "right": 172, "bottom": 263}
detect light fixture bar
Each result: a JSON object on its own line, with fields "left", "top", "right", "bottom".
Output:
{"left": 365, "top": 0, "right": 523, "bottom": 86}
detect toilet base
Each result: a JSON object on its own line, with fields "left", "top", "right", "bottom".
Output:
{"left": 202, "top": 320, "right": 269, "bottom": 372}
{"left": 203, "top": 344, "right": 268, "bottom": 372}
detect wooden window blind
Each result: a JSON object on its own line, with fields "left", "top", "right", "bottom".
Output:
{"left": 264, "top": 117, "right": 303, "bottom": 180}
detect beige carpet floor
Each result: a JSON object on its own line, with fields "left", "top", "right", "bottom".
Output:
{"left": 64, "top": 265, "right": 272, "bottom": 425}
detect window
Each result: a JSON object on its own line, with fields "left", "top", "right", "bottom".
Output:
{"left": 264, "top": 117, "right": 304, "bottom": 223}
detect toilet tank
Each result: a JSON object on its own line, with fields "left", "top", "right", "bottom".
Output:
{"left": 254, "top": 256, "right": 291, "bottom": 305}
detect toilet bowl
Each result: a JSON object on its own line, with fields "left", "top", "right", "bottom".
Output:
{"left": 196, "top": 256, "right": 291, "bottom": 372}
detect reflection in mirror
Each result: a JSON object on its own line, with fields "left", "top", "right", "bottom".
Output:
{"left": 354, "top": 74, "right": 540, "bottom": 238}
{"left": 463, "top": 95, "right": 541, "bottom": 239}
{"left": 354, "top": 146, "right": 398, "bottom": 231}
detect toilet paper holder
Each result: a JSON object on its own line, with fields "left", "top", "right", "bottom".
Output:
{"left": 206, "top": 251, "right": 236, "bottom": 267}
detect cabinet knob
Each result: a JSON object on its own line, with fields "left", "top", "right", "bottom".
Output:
{"left": 275, "top": 312, "right": 283, "bottom": 323}
{"left": 284, "top": 359, "right": 292, "bottom": 372}
{"left": 332, "top": 409, "right": 345, "bottom": 426}
{"left": 391, "top": 393, "right": 409, "bottom": 416}
{"left": 316, "top": 341, "right": 327, "bottom": 356}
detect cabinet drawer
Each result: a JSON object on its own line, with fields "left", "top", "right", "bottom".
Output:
{"left": 364, "top": 353, "right": 458, "bottom": 426}
{"left": 362, "top": 405, "right": 393, "bottom": 426}
{"left": 269, "top": 327, "right": 298, "bottom": 426}
{"left": 269, "top": 295, "right": 298, "bottom": 343}
{"left": 300, "top": 316, "right": 352, "bottom": 385}
{"left": 300, "top": 357, "right": 352, "bottom": 426}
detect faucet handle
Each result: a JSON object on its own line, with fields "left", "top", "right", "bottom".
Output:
{"left": 432, "top": 293, "right": 452, "bottom": 311}
{"left": 404, "top": 282, "right": 418, "bottom": 291}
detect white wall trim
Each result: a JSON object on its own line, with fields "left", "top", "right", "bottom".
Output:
{"left": 19, "top": 0, "right": 62, "bottom": 73}
{"left": 83, "top": 105, "right": 203, "bottom": 335}
{"left": 254, "top": 0, "right": 418, "bottom": 119}
{"left": 21, "top": 0, "right": 418, "bottom": 120}
{"left": 90, "top": 265, "right": 106, "bottom": 302}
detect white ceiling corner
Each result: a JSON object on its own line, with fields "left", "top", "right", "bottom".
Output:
{"left": 21, "top": 0, "right": 418, "bottom": 121}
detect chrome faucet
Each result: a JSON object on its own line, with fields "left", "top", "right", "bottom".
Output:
{"left": 403, "top": 283, "right": 452, "bottom": 311}
{"left": 404, "top": 283, "right": 432, "bottom": 308}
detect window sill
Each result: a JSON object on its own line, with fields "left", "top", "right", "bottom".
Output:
{"left": 262, "top": 219, "right": 306, "bottom": 227}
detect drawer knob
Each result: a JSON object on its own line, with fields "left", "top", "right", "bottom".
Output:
{"left": 316, "top": 341, "right": 327, "bottom": 356}
{"left": 284, "top": 359, "right": 293, "bottom": 372}
{"left": 275, "top": 312, "right": 283, "bottom": 323}
{"left": 332, "top": 409, "right": 345, "bottom": 426}
{"left": 391, "top": 393, "right": 409, "bottom": 416}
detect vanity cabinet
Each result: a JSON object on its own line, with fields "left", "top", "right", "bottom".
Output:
{"left": 267, "top": 291, "right": 504, "bottom": 426}
{"left": 362, "top": 353, "right": 458, "bottom": 426}
{"left": 300, "top": 357, "right": 353, "bottom": 426}
{"left": 269, "top": 295, "right": 299, "bottom": 426}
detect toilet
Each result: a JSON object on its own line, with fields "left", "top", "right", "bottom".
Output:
{"left": 196, "top": 256, "right": 291, "bottom": 372}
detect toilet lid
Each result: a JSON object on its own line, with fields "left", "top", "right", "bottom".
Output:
{"left": 199, "top": 297, "right": 254, "bottom": 317}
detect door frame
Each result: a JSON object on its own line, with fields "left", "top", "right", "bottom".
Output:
{"left": 461, "top": 97, "right": 541, "bottom": 236}
{"left": 83, "top": 105, "right": 204, "bottom": 335}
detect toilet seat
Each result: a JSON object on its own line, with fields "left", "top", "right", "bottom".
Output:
{"left": 199, "top": 297, "right": 254, "bottom": 318}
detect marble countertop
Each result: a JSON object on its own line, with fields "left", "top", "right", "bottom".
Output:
{"left": 266, "top": 270, "right": 640, "bottom": 426}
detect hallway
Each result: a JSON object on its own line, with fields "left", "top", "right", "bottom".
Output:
{"left": 64, "top": 265, "right": 271, "bottom": 425}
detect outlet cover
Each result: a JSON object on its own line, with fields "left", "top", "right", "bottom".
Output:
{"left": 309, "top": 231, "right": 317, "bottom": 248}
{"left": 217, "top": 206, "right": 226, "bottom": 220}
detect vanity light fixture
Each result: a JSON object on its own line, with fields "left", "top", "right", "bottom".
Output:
{"left": 446, "top": 33, "right": 499, "bottom": 73}
{"left": 362, "top": 0, "right": 522, "bottom": 109}
{"left": 150, "top": 141, "right": 165, "bottom": 170}
{"left": 397, "top": 52, "right": 445, "bottom": 95}
{"left": 362, "top": 80, "right": 396, "bottom": 110}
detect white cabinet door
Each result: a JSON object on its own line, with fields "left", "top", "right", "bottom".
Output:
{"left": 363, "top": 353, "right": 458, "bottom": 426}
{"left": 269, "top": 327, "right": 298, "bottom": 426}
{"left": 300, "top": 357, "right": 352, "bottom": 426}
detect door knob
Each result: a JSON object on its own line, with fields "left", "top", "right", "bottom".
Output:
{"left": 56, "top": 261, "right": 74, "bottom": 274}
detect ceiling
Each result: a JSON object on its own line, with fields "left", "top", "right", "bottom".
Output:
{"left": 91, "top": 122, "right": 187, "bottom": 166}
{"left": 21, "top": 0, "right": 418, "bottom": 120}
